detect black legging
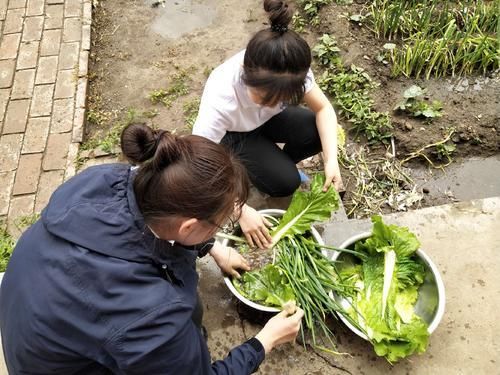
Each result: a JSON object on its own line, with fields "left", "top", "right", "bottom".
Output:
{"left": 221, "top": 106, "right": 322, "bottom": 197}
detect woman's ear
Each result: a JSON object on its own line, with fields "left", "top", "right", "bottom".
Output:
{"left": 178, "top": 218, "right": 199, "bottom": 237}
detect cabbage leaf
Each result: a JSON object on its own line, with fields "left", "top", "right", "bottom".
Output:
{"left": 339, "top": 215, "right": 429, "bottom": 362}
{"left": 270, "top": 174, "right": 339, "bottom": 245}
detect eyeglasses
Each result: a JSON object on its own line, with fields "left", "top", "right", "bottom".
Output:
{"left": 207, "top": 217, "right": 236, "bottom": 234}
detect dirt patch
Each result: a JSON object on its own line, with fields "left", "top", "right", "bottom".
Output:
{"left": 316, "top": 3, "right": 499, "bottom": 158}
{"left": 86, "top": 0, "right": 262, "bottom": 142}
{"left": 85, "top": 0, "right": 499, "bottom": 214}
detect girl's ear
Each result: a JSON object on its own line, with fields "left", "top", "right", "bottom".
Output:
{"left": 178, "top": 218, "right": 199, "bottom": 237}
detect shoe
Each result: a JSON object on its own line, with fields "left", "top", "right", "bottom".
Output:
{"left": 298, "top": 170, "right": 310, "bottom": 183}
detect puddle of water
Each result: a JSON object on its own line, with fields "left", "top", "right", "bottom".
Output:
{"left": 149, "top": 0, "right": 217, "bottom": 39}
{"left": 413, "top": 155, "right": 500, "bottom": 201}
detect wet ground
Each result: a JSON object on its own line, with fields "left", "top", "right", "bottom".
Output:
{"left": 413, "top": 155, "right": 500, "bottom": 207}
{"left": 199, "top": 197, "right": 500, "bottom": 374}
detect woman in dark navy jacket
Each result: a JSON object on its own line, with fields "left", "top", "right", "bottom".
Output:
{"left": 0, "top": 123, "right": 303, "bottom": 374}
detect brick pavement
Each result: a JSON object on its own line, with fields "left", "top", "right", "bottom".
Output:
{"left": 0, "top": 0, "right": 91, "bottom": 238}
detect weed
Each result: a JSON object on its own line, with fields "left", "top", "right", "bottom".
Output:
{"left": 0, "top": 221, "right": 15, "bottom": 272}
{"left": 402, "top": 130, "right": 456, "bottom": 168}
{"left": 150, "top": 70, "right": 191, "bottom": 108}
{"left": 314, "top": 35, "right": 392, "bottom": 143}
{"left": 14, "top": 213, "right": 41, "bottom": 231}
{"left": 292, "top": 12, "right": 308, "bottom": 33}
{"left": 296, "top": 0, "right": 333, "bottom": 25}
{"left": 435, "top": 142, "right": 456, "bottom": 162}
{"left": 395, "top": 85, "right": 443, "bottom": 119}
{"left": 183, "top": 98, "right": 200, "bottom": 131}
{"left": 82, "top": 108, "right": 139, "bottom": 154}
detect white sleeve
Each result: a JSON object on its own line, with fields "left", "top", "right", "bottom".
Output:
{"left": 192, "top": 72, "right": 233, "bottom": 143}
{"left": 192, "top": 101, "right": 229, "bottom": 144}
{"left": 304, "top": 68, "right": 316, "bottom": 93}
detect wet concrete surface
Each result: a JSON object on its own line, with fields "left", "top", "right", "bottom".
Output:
{"left": 200, "top": 197, "right": 500, "bottom": 374}
{"left": 149, "top": 0, "right": 217, "bottom": 39}
{"left": 413, "top": 155, "right": 500, "bottom": 204}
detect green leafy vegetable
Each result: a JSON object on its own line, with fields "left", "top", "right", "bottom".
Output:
{"left": 232, "top": 264, "right": 295, "bottom": 308}
{"left": 338, "top": 215, "right": 429, "bottom": 362}
{"left": 271, "top": 174, "right": 339, "bottom": 245}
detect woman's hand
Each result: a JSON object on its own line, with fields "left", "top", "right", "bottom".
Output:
{"left": 323, "top": 159, "right": 343, "bottom": 192}
{"left": 255, "top": 308, "right": 305, "bottom": 354}
{"left": 209, "top": 242, "right": 250, "bottom": 278}
{"left": 238, "top": 204, "right": 273, "bottom": 249}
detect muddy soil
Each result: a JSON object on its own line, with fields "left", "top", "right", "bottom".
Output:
{"left": 85, "top": 0, "right": 499, "bottom": 209}
{"left": 316, "top": 2, "right": 499, "bottom": 158}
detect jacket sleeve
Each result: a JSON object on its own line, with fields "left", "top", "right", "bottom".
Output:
{"left": 106, "top": 301, "right": 264, "bottom": 375}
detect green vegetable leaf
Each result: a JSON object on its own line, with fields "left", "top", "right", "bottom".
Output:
{"left": 340, "top": 216, "right": 429, "bottom": 362}
{"left": 271, "top": 174, "right": 339, "bottom": 245}
{"left": 403, "top": 85, "right": 425, "bottom": 99}
{"left": 232, "top": 264, "right": 295, "bottom": 308}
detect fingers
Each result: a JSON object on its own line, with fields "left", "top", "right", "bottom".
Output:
{"left": 244, "top": 232, "right": 255, "bottom": 249}
{"left": 322, "top": 179, "right": 332, "bottom": 192}
{"left": 263, "top": 217, "right": 273, "bottom": 227}
{"left": 290, "top": 307, "right": 304, "bottom": 322}
{"left": 231, "top": 270, "right": 241, "bottom": 279}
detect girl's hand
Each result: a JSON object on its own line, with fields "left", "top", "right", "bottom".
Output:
{"left": 255, "top": 308, "right": 305, "bottom": 354}
{"left": 209, "top": 242, "right": 250, "bottom": 278}
{"left": 238, "top": 204, "right": 273, "bottom": 249}
{"left": 323, "top": 159, "right": 343, "bottom": 192}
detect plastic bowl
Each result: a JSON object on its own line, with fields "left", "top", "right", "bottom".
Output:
{"left": 222, "top": 209, "right": 324, "bottom": 312}
{"left": 323, "top": 232, "right": 446, "bottom": 339}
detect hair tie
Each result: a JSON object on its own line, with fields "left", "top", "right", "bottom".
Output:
{"left": 271, "top": 23, "right": 288, "bottom": 34}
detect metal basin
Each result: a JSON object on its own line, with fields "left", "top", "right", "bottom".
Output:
{"left": 324, "top": 232, "right": 446, "bottom": 339}
{"left": 222, "top": 209, "right": 324, "bottom": 312}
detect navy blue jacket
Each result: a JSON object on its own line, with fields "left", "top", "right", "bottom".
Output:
{"left": 0, "top": 164, "right": 264, "bottom": 374}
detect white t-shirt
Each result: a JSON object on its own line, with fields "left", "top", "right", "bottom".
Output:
{"left": 192, "top": 50, "right": 315, "bottom": 143}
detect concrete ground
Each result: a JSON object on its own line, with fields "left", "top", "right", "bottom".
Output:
{"left": 199, "top": 197, "right": 500, "bottom": 374}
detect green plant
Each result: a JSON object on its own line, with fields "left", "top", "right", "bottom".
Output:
{"left": 435, "top": 142, "right": 456, "bottom": 162}
{"left": 319, "top": 67, "right": 392, "bottom": 142}
{"left": 183, "top": 98, "right": 200, "bottom": 131}
{"left": 82, "top": 108, "right": 139, "bottom": 153}
{"left": 369, "top": 0, "right": 500, "bottom": 78}
{"left": 149, "top": 70, "right": 191, "bottom": 108}
{"left": 0, "top": 223, "right": 15, "bottom": 272}
{"left": 337, "top": 216, "right": 429, "bottom": 362}
{"left": 15, "top": 213, "right": 40, "bottom": 231}
{"left": 220, "top": 175, "right": 365, "bottom": 353}
{"left": 296, "top": 0, "right": 333, "bottom": 25}
{"left": 395, "top": 85, "right": 443, "bottom": 118}
{"left": 292, "top": 12, "right": 307, "bottom": 33}
{"left": 402, "top": 130, "right": 456, "bottom": 168}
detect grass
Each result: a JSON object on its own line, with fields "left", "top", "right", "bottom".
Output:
{"left": 14, "top": 213, "right": 40, "bottom": 231}
{"left": 183, "top": 97, "right": 200, "bottom": 131}
{"left": 368, "top": 0, "right": 499, "bottom": 78}
{"left": 149, "top": 70, "right": 191, "bottom": 108}
{"left": 82, "top": 108, "right": 140, "bottom": 154}
{"left": 313, "top": 34, "right": 393, "bottom": 143}
{"left": 0, "top": 221, "right": 15, "bottom": 273}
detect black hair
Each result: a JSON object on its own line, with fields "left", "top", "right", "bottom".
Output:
{"left": 121, "top": 123, "right": 249, "bottom": 226}
{"left": 242, "top": 0, "right": 312, "bottom": 106}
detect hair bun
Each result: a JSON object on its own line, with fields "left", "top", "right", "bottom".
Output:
{"left": 121, "top": 123, "right": 182, "bottom": 170}
{"left": 264, "top": 0, "right": 292, "bottom": 28}
{"left": 121, "top": 123, "right": 157, "bottom": 164}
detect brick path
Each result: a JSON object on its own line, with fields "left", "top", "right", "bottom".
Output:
{"left": 0, "top": 0, "right": 91, "bottom": 238}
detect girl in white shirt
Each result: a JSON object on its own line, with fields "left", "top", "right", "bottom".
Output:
{"left": 193, "top": 0, "right": 342, "bottom": 248}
